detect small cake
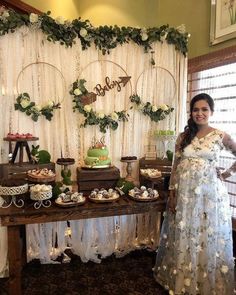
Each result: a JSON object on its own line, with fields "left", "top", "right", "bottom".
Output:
{"left": 84, "top": 137, "right": 111, "bottom": 167}
{"left": 27, "top": 168, "right": 56, "bottom": 183}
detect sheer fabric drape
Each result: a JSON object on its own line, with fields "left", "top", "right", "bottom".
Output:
{"left": 0, "top": 28, "right": 187, "bottom": 276}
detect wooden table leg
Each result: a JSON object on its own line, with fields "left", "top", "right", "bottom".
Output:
{"left": 8, "top": 226, "right": 22, "bottom": 295}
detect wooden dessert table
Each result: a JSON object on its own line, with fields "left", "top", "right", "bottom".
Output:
{"left": 3, "top": 137, "right": 39, "bottom": 166}
{"left": 0, "top": 194, "right": 167, "bottom": 295}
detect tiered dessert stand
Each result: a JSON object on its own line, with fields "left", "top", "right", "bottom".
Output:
{"left": 154, "top": 133, "right": 176, "bottom": 159}
{"left": 0, "top": 183, "right": 28, "bottom": 208}
{"left": 120, "top": 158, "right": 137, "bottom": 182}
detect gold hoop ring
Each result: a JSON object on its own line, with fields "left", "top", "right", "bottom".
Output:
{"left": 16, "top": 61, "right": 66, "bottom": 104}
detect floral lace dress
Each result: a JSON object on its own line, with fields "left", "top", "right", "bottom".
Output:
{"left": 153, "top": 130, "right": 236, "bottom": 295}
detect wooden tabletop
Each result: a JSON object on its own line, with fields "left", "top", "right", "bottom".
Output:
{"left": 0, "top": 193, "right": 167, "bottom": 226}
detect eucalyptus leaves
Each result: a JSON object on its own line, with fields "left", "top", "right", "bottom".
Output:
{"left": 0, "top": 7, "right": 189, "bottom": 56}
{"left": 15, "top": 93, "right": 61, "bottom": 121}
{"left": 70, "top": 79, "right": 129, "bottom": 133}
{"left": 130, "top": 94, "right": 174, "bottom": 123}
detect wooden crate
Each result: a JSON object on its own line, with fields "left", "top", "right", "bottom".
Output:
{"left": 77, "top": 166, "right": 120, "bottom": 193}
{"left": 0, "top": 162, "right": 55, "bottom": 180}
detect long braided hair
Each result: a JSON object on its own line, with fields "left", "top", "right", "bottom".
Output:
{"left": 180, "top": 93, "right": 214, "bottom": 151}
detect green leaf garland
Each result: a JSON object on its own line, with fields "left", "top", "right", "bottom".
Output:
{"left": 0, "top": 8, "right": 190, "bottom": 56}
{"left": 130, "top": 94, "right": 174, "bottom": 123}
{"left": 15, "top": 93, "right": 61, "bottom": 121}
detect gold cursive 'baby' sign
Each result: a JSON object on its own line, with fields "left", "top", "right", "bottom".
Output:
{"left": 93, "top": 76, "right": 131, "bottom": 97}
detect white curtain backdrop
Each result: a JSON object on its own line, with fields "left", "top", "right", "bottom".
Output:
{"left": 0, "top": 28, "right": 187, "bottom": 277}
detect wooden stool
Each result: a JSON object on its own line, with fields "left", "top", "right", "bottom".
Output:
{"left": 3, "top": 137, "right": 39, "bottom": 166}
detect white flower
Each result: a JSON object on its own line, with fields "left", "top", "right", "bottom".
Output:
{"left": 163, "top": 234, "right": 167, "bottom": 239}
{"left": 194, "top": 186, "right": 201, "bottom": 195}
{"left": 159, "top": 104, "right": 169, "bottom": 111}
{"left": 80, "top": 28, "right": 88, "bottom": 38}
{"left": 29, "top": 13, "right": 38, "bottom": 23}
{"left": 207, "top": 227, "right": 214, "bottom": 235}
{"left": 152, "top": 105, "right": 157, "bottom": 112}
{"left": 46, "top": 100, "right": 54, "bottom": 108}
{"left": 188, "top": 262, "right": 192, "bottom": 271}
{"left": 111, "top": 112, "right": 119, "bottom": 121}
{"left": 84, "top": 104, "right": 92, "bottom": 113}
{"left": 169, "top": 290, "right": 174, "bottom": 295}
{"left": 219, "top": 239, "right": 225, "bottom": 246}
{"left": 2, "top": 11, "right": 10, "bottom": 18}
{"left": 98, "top": 112, "right": 105, "bottom": 119}
{"left": 20, "top": 98, "right": 30, "bottom": 109}
{"left": 176, "top": 24, "right": 186, "bottom": 34}
{"left": 55, "top": 16, "right": 65, "bottom": 25}
{"left": 184, "top": 278, "right": 191, "bottom": 286}
{"left": 220, "top": 265, "right": 229, "bottom": 274}
{"left": 196, "top": 245, "right": 203, "bottom": 252}
{"left": 141, "top": 30, "right": 148, "bottom": 41}
{"left": 178, "top": 220, "right": 185, "bottom": 230}
{"left": 73, "top": 88, "right": 82, "bottom": 96}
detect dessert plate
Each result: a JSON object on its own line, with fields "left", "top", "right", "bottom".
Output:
{"left": 128, "top": 192, "right": 159, "bottom": 202}
{"left": 88, "top": 193, "right": 119, "bottom": 203}
{"left": 55, "top": 197, "right": 86, "bottom": 207}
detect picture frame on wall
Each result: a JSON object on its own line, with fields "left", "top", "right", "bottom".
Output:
{"left": 210, "top": 0, "right": 236, "bottom": 45}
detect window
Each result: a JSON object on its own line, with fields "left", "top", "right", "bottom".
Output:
{"left": 188, "top": 61, "right": 236, "bottom": 220}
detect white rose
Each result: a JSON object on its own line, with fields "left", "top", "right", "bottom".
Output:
{"left": 152, "top": 105, "right": 158, "bottom": 112}
{"left": 46, "top": 100, "right": 54, "bottom": 108}
{"left": 80, "top": 28, "right": 88, "bottom": 38}
{"left": 160, "top": 104, "right": 169, "bottom": 111}
{"left": 55, "top": 16, "right": 65, "bottom": 25}
{"left": 2, "top": 11, "right": 10, "bottom": 18}
{"left": 176, "top": 24, "right": 186, "bottom": 34}
{"left": 220, "top": 265, "right": 229, "bottom": 274}
{"left": 141, "top": 32, "right": 148, "bottom": 41}
{"left": 184, "top": 278, "right": 191, "bottom": 286}
{"left": 20, "top": 99, "right": 30, "bottom": 109}
{"left": 73, "top": 88, "right": 82, "bottom": 96}
{"left": 84, "top": 104, "right": 92, "bottom": 113}
{"left": 111, "top": 112, "right": 119, "bottom": 121}
{"left": 29, "top": 13, "right": 38, "bottom": 23}
{"left": 98, "top": 112, "right": 105, "bottom": 119}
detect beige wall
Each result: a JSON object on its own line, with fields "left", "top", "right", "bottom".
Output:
{"left": 23, "top": 0, "right": 236, "bottom": 58}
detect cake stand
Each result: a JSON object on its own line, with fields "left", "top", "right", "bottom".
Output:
{"left": 120, "top": 159, "right": 137, "bottom": 182}
{"left": 154, "top": 135, "right": 176, "bottom": 159}
{"left": 56, "top": 158, "right": 75, "bottom": 186}
{"left": 0, "top": 183, "right": 28, "bottom": 208}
